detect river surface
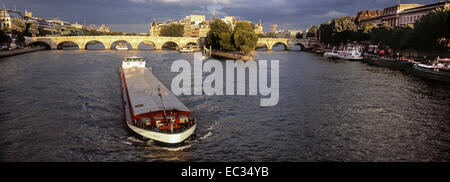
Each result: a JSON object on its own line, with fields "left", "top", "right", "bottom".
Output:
{"left": 1, "top": 49, "right": 449, "bottom": 162}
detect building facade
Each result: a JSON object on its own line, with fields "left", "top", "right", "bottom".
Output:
{"left": 0, "top": 9, "right": 11, "bottom": 28}
{"left": 255, "top": 19, "right": 263, "bottom": 34}
{"left": 356, "top": 10, "right": 382, "bottom": 25}
{"left": 358, "top": 1, "right": 450, "bottom": 27}
{"left": 271, "top": 24, "right": 278, "bottom": 33}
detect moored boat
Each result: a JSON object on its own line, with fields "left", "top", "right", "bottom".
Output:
{"left": 120, "top": 57, "right": 197, "bottom": 144}
{"left": 364, "top": 55, "right": 413, "bottom": 71}
{"left": 336, "top": 46, "right": 363, "bottom": 60}
{"left": 324, "top": 48, "right": 338, "bottom": 59}
{"left": 411, "top": 58, "right": 450, "bottom": 82}
{"left": 178, "top": 47, "right": 194, "bottom": 53}
{"left": 115, "top": 43, "right": 128, "bottom": 50}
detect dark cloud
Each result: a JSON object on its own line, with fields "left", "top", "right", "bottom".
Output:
{"left": 2, "top": 0, "right": 439, "bottom": 32}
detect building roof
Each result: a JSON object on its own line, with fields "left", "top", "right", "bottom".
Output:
{"left": 123, "top": 67, "right": 190, "bottom": 116}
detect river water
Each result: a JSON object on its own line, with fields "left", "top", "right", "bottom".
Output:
{"left": 0, "top": 49, "right": 449, "bottom": 162}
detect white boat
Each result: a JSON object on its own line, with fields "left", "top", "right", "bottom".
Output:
{"left": 337, "top": 46, "right": 363, "bottom": 60}
{"left": 412, "top": 58, "right": 450, "bottom": 82}
{"left": 115, "top": 43, "right": 128, "bottom": 50}
{"left": 179, "top": 47, "right": 194, "bottom": 53}
{"left": 120, "top": 57, "right": 197, "bottom": 144}
{"left": 324, "top": 48, "right": 338, "bottom": 59}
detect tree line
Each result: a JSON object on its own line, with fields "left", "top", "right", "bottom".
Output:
{"left": 317, "top": 7, "right": 450, "bottom": 55}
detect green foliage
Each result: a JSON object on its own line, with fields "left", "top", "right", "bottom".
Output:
{"left": 387, "top": 26, "right": 413, "bottom": 51}
{"left": 25, "top": 22, "right": 39, "bottom": 37}
{"left": 412, "top": 7, "right": 450, "bottom": 52}
{"left": 319, "top": 17, "right": 360, "bottom": 45}
{"left": 206, "top": 20, "right": 258, "bottom": 54}
{"left": 295, "top": 32, "right": 303, "bottom": 39}
{"left": 307, "top": 25, "right": 319, "bottom": 37}
{"left": 257, "top": 33, "right": 266, "bottom": 38}
{"left": 319, "top": 22, "right": 332, "bottom": 43}
{"left": 159, "top": 24, "right": 184, "bottom": 37}
{"left": 218, "top": 32, "right": 235, "bottom": 51}
{"left": 330, "top": 17, "right": 357, "bottom": 33}
{"left": 233, "top": 22, "right": 258, "bottom": 54}
{"left": 206, "top": 19, "right": 232, "bottom": 50}
{"left": 369, "top": 25, "right": 391, "bottom": 46}
{"left": 11, "top": 18, "right": 26, "bottom": 33}
{"left": 0, "top": 29, "right": 11, "bottom": 44}
{"left": 360, "top": 22, "right": 378, "bottom": 34}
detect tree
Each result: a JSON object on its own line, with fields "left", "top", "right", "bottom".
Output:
{"left": 295, "top": 32, "right": 303, "bottom": 39}
{"left": 159, "top": 24, "right": 184, "bottom": 37}
{"left": 257, "top": 33, "right": 266, "bottom": 38}
{"left": 412, "top": 6, "right": 450, "bottom": 52}
{"left": 27, "top": 23, "right": 39, "bottom": 37}
{"left": 11, "top": 18, "right": 26, "bottom": 33}
{"left": 319, "top": 22, "right": 332, "bottom": 44}
{"left": 369, "top": 22, "right": 392, "bottom": 47}
{"left": 330, "top": 17, "right": 357, "bottom": 33}
{"left": 218, "top": 32, "right": 235, "bottom": 51}
{"left": 307, "top": 25, "right": 319, "bottom": 37}
{"left": 206, "top": 19, "right": 233, "bottom": 50}
{"left": 0, "top": 29, "right": 11, "bottom": 45}
{"left": 387, "top": 26, "right": 413, "bottom": 53}
{"left": 232, "top": 22, "right": 258, "bottom": 54}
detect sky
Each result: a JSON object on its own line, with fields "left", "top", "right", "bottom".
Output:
{"left": 1, "top": 0, "right": 442, "bottom": 33}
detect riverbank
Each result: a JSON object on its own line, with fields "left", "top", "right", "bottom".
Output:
{"left": 0, "top": 47, "right": 46, "bottom": 58}
{"left": 210, "top": 50, "right": 253, "bottom": 61}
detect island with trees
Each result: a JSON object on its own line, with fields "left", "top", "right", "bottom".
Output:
{"left": 205, "top": 19, "right": 258, "bottom": 61}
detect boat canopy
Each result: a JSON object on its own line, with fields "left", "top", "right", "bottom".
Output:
{"left": 123, "top": 67, "right": 190, "bottom": 115}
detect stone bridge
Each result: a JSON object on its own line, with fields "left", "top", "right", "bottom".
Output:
{"left": 26, "top": 36, "right": 201, "bottom": 50}
{"left": 26, "top": 36, "right": 319, "bottom": 51}
{"left": 257, "top": 38, "right": 319, "bottom": 51}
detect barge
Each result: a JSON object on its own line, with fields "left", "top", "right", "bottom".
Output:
{"left": 120, "top": 57, "right": 197, "bottom": 144}
{"left": 411, "top": 59, "right": 450, "bottom": 83}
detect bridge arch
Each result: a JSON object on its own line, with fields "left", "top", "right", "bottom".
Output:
{"left": 291, "top": 43, "right": 305, "bottom": 51}
{"left": 138, "top": 40, "right": 157, "bottom": 50}
{"left": 255, "top": 42, "right": 269, "bottom": 51}
{"left": 56, "top": 41, "right": 80, "bottom": 50}
{"left": 28, "top": 41, "right": 52, "bottom": 49}
{"left": 271, "top": 42, "right": 288, "bottom": 51}
{"left": 110, "top": 40, "right": 132, "bottom": 50}
{"left": 161, "top": 41, "right": 179, "bottom": 50}
{"left": 85, "top": 40, "right": 106, "bottom": 50}
{"left": 182, "top": 42, "right": 197, "bottom": 49}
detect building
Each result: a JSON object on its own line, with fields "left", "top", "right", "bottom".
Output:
{"left": 356, "top": 9, "right": 382, "bottom": 25}
{"left": 98, "top": 24, "right": 111, "bottom": 32}
{"left": 358, "top": 1, "right": 450, "bottom": 27}
{"left": 255, "top": 19, "right": 263, "bottom": 34}
{"left": 0, "top": 9, "right": 11, "bottom": 28}
{"left": 380, "top": 4, "right": 422, "bottom": 27}
{"left": 397, "top": 1, "right": 450, "bottom": 27}
{"left": 24, "top": 9, "right": 32, "bottom": 18}
{"left": 271, "top": 24, "right": 278, "bottom": 33}
{"left": 287, "top": 29, "right": 303, "bottom": 39}
{"left": 46, "top": 18, "right": 70, "bottom": 26}
{"left": 71, "top": 21, "right": 83, "bottom": 29}
{"left": 184, "top": 14, "right": 207, "bottom": 37}
{"left": 149, "top": 14, "right": 264, "bottom": 38}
